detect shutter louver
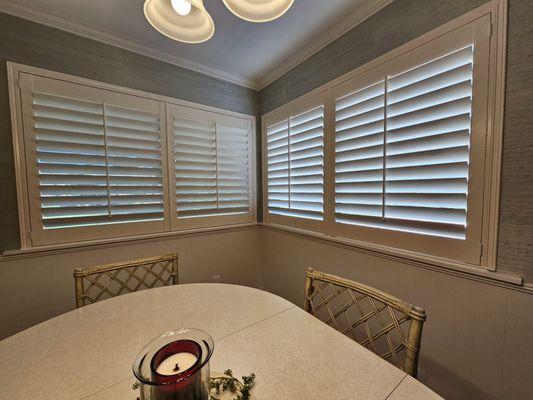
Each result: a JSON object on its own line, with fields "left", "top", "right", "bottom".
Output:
{"left": 217, "top": 125, "right": 250, "bottom": 215}
{"left": 104, "top": 104, "right": 164, "bottom": 223}
{"left": 173, "top": 116, "right": 251, "bottom": 219}
{"left": 174, "top": 117, "right": 217, "bottom": 218}
{"left": 34, "top": 92, "right": 165, "bottom": 229}
{"left": 385, "top": 45, "right": 473, "bottom": 239}
{"left": 267, "top": 119, "right": 289, "bottom": 213}
{"left": 35, "top": 92, "right": 108, "bottom": 229}
{"left": 334, "top": 46, "right": 474, "bottom": 239}
{"left": 267, "top": 106, "right": 324, "bottom": 221}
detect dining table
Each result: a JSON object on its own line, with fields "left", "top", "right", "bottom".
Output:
{"left": 0, "top": 283, "right": 442, "bottom": 399}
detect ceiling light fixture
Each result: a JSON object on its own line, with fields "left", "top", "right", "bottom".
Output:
{"left": 222, "top": 0, "right": 294, "bottom": 23}
{"left": 144, "top": 0, "right": 214, "bottom": 44}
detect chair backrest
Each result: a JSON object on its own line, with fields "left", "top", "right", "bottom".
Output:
{"left": 304, "top": 267, "right": 426, "bottom": 377}
{"left": 73, "top": 253, "right": 178, "bottom": 308}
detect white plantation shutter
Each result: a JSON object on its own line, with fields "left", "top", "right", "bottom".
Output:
{"left": 266, "top": 119, "right": 289, "bottom": 212}
{"left": 170, "top": 105, "right": 252, "bottom": 224}
{"left": 262, "top": 16, "right": 496, "bottom": 264}
{"left": 335, "top": 81, "right": 386, "bottom": 224}
{"left": 334, "top": 45, "right": 474, "bottom": 239}
{"left": 174, "top": 117, "right": 217, "bottom": 217}
{"left": 217, "top": 124, "right": 250, "bottom": 214}
{"left": 34, "top": 92, "right": 108, "bottom": 228}
{"left": 385, "top": 46, "right": 473, "bottom": 238}
{"left": 266, "top": 105, "right": 325, "bottom": 221}
{"left": 13, "top": 68, "right": 255, "bottom": 248}
{"left": 34, "top": 95, "right": 165, "bottom": 229}
{"left": 19, "top": 74, "right": 168, "bottom": 245}
{"left": 104, "top": 104, "right": 165, "bottom": 223}
{"left": 289, "top": 106, "right": 325, "bottom": 219}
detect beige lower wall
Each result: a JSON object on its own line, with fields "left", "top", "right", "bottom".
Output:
{"left": 1, "top": 225, "right": 532, "bottom": 399}
{"left": 0, "top": 226, "right": 263, "bottom": 339}
{"left": 260, "top": 227, "right": 533, "bottom": 400}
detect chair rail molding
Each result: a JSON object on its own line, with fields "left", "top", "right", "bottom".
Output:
{"left": 263, "top": 223, "right": 527, "bottom": 292}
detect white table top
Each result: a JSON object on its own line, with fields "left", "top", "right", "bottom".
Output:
{"left": 0, "top": 284, "right": 442, "bottom": 400}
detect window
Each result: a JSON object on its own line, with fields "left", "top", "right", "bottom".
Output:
{"left": 168, "top": 104, "right": 254, "bottom": 229}
{"left": 265, "top": 97, "right": 326, "bottom": 230}
{"left": 263, "top": 9, "right": 504, "bottom": 268}
{"left": 266, "top": 105, "right": 325, "bottom": 220}
{"left": 334, "top": 46, "right": 474, "bottom": 240}
{"left": 10, "top": 66, "right": 255, "bottom": 248}
{"left": 334, "top": 81, "right": 386, "bottom": 228}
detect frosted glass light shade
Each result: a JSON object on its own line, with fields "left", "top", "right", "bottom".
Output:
{"left": 223, "top": 0, "right": 294, "bottom": 23}
{"left": 144, "top": 0, "right": 214, "bottom": 43}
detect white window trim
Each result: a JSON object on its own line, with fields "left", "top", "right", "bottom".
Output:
{"left": 262, "top": 0, "right": 507, "bottom": 271}
{"left": 7, "top": 62, "right": 257, "bottom": 250}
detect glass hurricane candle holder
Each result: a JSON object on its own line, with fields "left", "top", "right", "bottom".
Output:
{"left": 133, "top": 329, "right": 214, "bottom": 400}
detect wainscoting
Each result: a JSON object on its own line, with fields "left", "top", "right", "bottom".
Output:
{"left": 261, "top": 227, "right": 533, "bottom": 400}
{"left": 1, "top": 225, "right": 532, "bottom": 399}
{"left": 0, "top": 226, "right": 263, "bottom": 339}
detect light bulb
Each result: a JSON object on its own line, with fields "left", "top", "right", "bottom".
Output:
{"left": 171, "top": 0, "right": 192, "bottom": 16}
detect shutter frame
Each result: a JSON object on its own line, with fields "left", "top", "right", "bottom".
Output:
{"left": 328, "top": 21, "right": 489, "bottom": 262}
{"left": 167, "top": 103, "right": 254, "bottom": 230}
{"left": 264, "top": 93, "right": 328, "bottom": 232}
{"left": 18, "top": 73, "right": 170, "bottom": 246}
{"left": 333, "top": 45, "right": 475, "bottom": 242}
{"left": 266, "top": 105, "right": 325, "bottom": 227}
{"left": 10, "top": 63, "right": 257, "bottom": 249}
{"left": 263, "top": 13, "right": 495, "bottom": 264}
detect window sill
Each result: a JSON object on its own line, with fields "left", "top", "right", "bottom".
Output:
{"left": 1, "top": 223, "right": 259, "bottom": 261}
{"left": 262, "top": 223, "right": 524, "bottom": 287}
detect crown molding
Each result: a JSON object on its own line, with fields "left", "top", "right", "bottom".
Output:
{"left": 256, "top": 0, "right": 394, "bottom": 90}
{"left": 0, "top": 0, "right": 394, "bottom": 92}
{"left": 0, "top": 1, "right": 259, "bottom": 89}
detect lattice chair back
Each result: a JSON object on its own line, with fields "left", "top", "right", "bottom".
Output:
{"left": 73, "top": 253, "right": 178, "bottom": 308}
{"left": 304, "top": 268, "right": 426, "bottom": 377}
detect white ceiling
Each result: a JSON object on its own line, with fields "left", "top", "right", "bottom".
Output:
{"left": 0, "top": 0, "right": 390, "bottom": 88}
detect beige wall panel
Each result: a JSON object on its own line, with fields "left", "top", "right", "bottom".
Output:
{"left": 469, "top": 283, "right": 508, "bottom": 399}
{"left": 0, "top": 227, "right": 262, "bottom": 339}
{"left": 502, "top": 290, "right": 533, "bottom": 398}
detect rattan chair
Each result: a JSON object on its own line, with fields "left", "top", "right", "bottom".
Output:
{"left": 73, "top": 253, "right": 179, "bottom": 308}
{"left": 304, "top": 268, "right": 426, "bottom": 377}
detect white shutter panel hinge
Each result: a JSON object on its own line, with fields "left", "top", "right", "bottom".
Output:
{"left": 17, "top": 76, "right": 27, "bottom": 89}
{"left": 17, "top": 74, "right": 33, "bottom": 91}
{"left": 29, "top": 229, "right": 37, "bottom": 244}
{"left": 17, "top": 74, "right": 33, "bottom": 89}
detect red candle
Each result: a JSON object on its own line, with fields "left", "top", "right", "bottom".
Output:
{"left": 150, "top": 339, "right": 203, "bottom": 400}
